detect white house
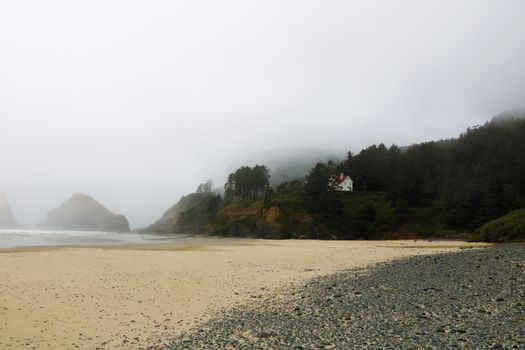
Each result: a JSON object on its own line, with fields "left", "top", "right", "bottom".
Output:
{"left": 328, "top": 173, "right": 354, "bottom": 192}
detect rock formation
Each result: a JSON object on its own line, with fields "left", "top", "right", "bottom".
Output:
{"left": 0, "top": 193, "right": 20, "bottom": 228}
{"left": 41, "top": 193, "right": 130, "bottom": 232}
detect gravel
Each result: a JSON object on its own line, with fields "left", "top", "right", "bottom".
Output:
{"left": 144, "top": 244, "right": 525, "bottom": 349}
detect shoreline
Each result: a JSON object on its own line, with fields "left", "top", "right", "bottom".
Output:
{"left": 0, "top": 237, "right": 490, "bottom": 253}
{"left": 0, "top": 239, "right": 490, "bottom": 349}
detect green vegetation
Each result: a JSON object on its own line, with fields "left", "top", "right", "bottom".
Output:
{"left": 153, "top": 114, "right": 525, "bottom": 242}
{"left": 471, "top": 209, "right": 525, "bottom": 242}
{"left": 145, "top": 191, "right": 219, "bottom": 234}
{"left": 224, "top": 165, "right": 271, "bottom": 202}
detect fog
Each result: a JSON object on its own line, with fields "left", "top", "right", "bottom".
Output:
{"left": 1, "top": 1, "right": 525, "bottom": 228}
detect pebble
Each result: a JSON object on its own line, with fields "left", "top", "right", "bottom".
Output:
{"left": 143, "top": 244, "right": 525, "bottom": 350}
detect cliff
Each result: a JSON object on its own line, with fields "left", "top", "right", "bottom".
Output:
{"left": 41, "top": 193, "right": 130, "bottom": 232}
{"left": 145, "top": 192, "right": 219, "bottom": 234}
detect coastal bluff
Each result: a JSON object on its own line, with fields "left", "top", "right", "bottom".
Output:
{"left": 144, "top": 192, "right": 218, "bottom": 234}
{"left": 0, "top": 193, "right": 20, "bottom": 228}
{"left": 41, "top": 193, "right": 130, "bottom": 232}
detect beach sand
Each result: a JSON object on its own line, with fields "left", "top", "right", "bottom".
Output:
{"left": 0, "top": 239, "right": 489, "bottom": 349}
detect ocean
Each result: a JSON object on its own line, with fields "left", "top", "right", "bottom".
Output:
{"left": 0, "top": 228, "right": 192, "bottom": 249}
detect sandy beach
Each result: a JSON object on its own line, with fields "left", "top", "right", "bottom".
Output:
{"left": 0, "top": 239, "right": 489, "bottom": 349}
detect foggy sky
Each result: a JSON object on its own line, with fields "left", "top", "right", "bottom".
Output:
{"left": 2, "top": 1, "right": 525, "bottom": 228}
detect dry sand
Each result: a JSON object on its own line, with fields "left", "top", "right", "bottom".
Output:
{"left": 0, "top": 239, "right": 489, "bottom": 349}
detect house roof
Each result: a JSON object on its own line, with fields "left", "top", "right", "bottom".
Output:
{"left": 332, "top": 174, "right": 351, "bottom": 184}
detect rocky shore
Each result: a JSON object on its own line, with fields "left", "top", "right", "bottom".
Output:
{"left": 147, "top": 243, "right": 525, "bottom": 350}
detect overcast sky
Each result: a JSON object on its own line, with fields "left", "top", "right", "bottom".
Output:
{"left": 1, "top": 1, "right": 525, "bottom": 228}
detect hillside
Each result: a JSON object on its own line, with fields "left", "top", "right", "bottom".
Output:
{"left": 173, "top": 192, "right": 403, "bottom": 239}
{"left": 147, "top": 115, "right": 525, "bottom": 242}
{"left": 471, "top": 209, "right": 525, "bottom": 242}
{"left": 41, "top": 193, "right": 130, "bottom": 232}
{"left": 145, "top": 192, "right": 219, "bottom": 234}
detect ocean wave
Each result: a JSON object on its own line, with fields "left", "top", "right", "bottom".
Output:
{"left": 0, "top": 229, "right": 119, "bottom": 237}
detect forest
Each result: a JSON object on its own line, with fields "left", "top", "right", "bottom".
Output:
{"left": 163, "top": 115, "right": 525, "bottom": 242}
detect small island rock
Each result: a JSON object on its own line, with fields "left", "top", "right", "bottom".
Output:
{"left": 0, "top": 193, "right": 20, "bottom": 228}
{"left": 41, "top": 193, "right": 130, "bottom": 232}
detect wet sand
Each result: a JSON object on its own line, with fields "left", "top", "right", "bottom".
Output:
{"left": 0, "top": 239, "right": 489, "bottom": 349}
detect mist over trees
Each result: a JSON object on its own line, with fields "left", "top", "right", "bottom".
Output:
{"left": 157, "top": 115, "right": 525, "bottom": 242}
{"left": 339, "top": 116, "right": 525, "bottom": 230}
{"left": 196, "top": 179, "right": 214, "bottom": 193}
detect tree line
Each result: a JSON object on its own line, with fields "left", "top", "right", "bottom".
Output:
{"left": 177, "top": 114, "right": 525, "bottom": 240}
{"left": 224, "top": 165, "right": 271, "bottom": 202}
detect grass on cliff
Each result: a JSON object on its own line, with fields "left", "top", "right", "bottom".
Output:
{"left": 471, "top": 208, "right": 525, "bottom": 242}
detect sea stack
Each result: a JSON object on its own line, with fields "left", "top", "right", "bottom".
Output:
{"left": 41, "top": 193, "right": 130, "bottom": 232}
{"left": 0, "top": 193, "right": 20, "bottom": 228}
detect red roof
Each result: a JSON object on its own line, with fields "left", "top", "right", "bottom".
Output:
{"left": 333, "top": 175, "right": 348, "bottom": 184}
